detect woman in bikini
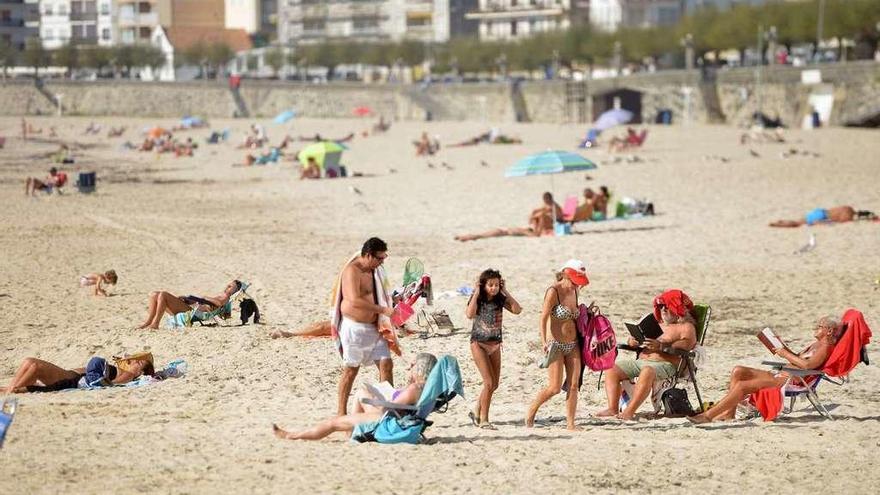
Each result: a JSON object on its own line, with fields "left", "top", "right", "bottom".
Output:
{"left": 272, "top": 353, "right": 437, "bottom": 441}
{"left": 525, "top": 260, "right": 590, "bottom": 430}
{"left": 2, "top": 354, "right": 155, "bottom": 393}
{"left": 137, "top": 280, "right": 241, "bottom": 329}
{"left": 465, "top": 269, "right": 522, "bottom": 429}
{"left": 688, "top": 316, "right": 842, "bottom": 424}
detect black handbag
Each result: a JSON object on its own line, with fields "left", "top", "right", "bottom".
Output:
{"left": 661, "top": 387, "right": 694, "bottom": 417}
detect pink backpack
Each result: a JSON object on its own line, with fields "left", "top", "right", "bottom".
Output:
{"left": 578, "top": 303, "right": 617, "bottom": 371}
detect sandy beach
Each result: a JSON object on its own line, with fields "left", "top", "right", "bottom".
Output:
{"left": 1, "top": 115, "right": 878, "bottom": 494}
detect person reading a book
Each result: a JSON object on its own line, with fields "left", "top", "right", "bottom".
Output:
{"left": 688, "top": 316, "right": 842, "bottom": 424}
{"left": 525, "top": 260, "right": 589, "bottom": 430}
{"left": 272, "top": 353, "right": 436, "bottom": 441}
{"left": 137, "top": 280, "right": 242, "bottom": 329}
{"left": 598, "top": 289, "right": 697, "bottom": 420}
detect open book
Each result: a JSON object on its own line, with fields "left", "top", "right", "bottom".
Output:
{"left": 624, "top": 312, "right": 663, "bottom": 343}
{"left": 757, "top": 327, "right": 786, "bottom": 353}
{"left": 365, "top": 381, "right": 397, "bottom": 402}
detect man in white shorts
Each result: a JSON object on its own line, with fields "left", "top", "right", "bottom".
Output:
{"left": 337, "top": 237, "right": 394, "bottom": 415}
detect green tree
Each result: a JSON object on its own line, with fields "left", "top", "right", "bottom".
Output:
{"left": 140, "top": 45, "right": 166, "bottom": 79}
{"left": 264, "top": 47, "right": 284, "bottom": 77}
{"left": 81, "top": 46, "right": 112, "bottom": 76}
{"left": 0, "top": 40, "right": 16, "bottom": 82}
{"left": 207, "top": 43, "right": 234, "bottom": 78}
{"left": 53, "top": 42, "right": 79, "bottom": 78}
{"left": 183, "top": 41, "right": 209, "bottom": 78}
{"left": 23, "top": 38, "right": 51, "bottom": 77}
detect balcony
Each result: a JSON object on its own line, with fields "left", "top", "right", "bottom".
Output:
{"left": 466, "top": 6, "right": 564, "bottom": 21}
{"left": 117, "top": 11, "right": 158, "bottom": 26}
{"left": 0, "top": 19, "right": 25, "bottom": 27}
{"left": 70, "top": 11, "right": 98, "bottom": 21}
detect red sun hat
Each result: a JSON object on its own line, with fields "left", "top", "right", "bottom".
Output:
{"left": 561, "top": 259, "right": 589, "bottom": 286}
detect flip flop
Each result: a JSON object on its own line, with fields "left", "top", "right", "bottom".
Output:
{"left": 479, "top": 422, "right": 497, "bottom": 430}
{"left": 468, "top": 411, "right": 479, "bottom": 427}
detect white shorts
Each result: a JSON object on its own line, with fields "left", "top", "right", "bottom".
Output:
{"left": 339, "top": 317, "right": 390, "bottom": 367}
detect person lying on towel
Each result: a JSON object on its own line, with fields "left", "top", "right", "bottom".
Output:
{"left": 273, "top": 353, "right": 436, "bottom": 441}
{"left": 138, "top": 280, "right": 242, "bottom": 329}
{"left": 769, "top": 206, "right": 877, "bottom": 228}
{"left": 688, "top": 316, "right": 843, "bottom": 424}
{"left": 2, "top": 354, "right": 155, "bottom": 393}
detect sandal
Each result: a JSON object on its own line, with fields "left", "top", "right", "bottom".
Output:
{"left": 478, "top": 422, "right": 497, "bottom": 430}
{"left": 468, "top": 411, "right": 479, "bottom": 427}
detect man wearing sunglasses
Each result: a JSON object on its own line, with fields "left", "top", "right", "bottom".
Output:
{"left": 336, "top": 237, "right": 395, "bottom": 415}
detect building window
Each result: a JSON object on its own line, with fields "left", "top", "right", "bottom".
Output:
{"left": 102, "top": 28, "right": 110, "bottom": 40}
{"left": 354, "top": 18, "right": 378, "bottom": 30}
{"left": 43, "top": 5, "right": 53, "bottom": 15}
{"left": 100, "top": 2, "right": 110, "bottom": 15}
{"left": 510, "top": 21, "right": 516, "bottom": 36}
{"left": 44, "top": 28, "right": 54, "bottom": 39}
{"left": 303, "top": 20, "right": 325, "bottom": 32}
{"left": 59, "top": 4, "right": 67, "bottom": 14}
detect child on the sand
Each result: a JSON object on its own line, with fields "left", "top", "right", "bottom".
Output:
{"left": 79, "top": 270, "right": 118, "bottom": 297}
{"left": 464, "top": 269, "right": 522, "bottom": 428}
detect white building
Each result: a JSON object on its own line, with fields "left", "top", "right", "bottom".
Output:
{"left": 225, "top": 0, "right": 260, "bottom": 33}
{"left": 589, "top": 0, "right": 621, "bottom": 32}
{"left": 278, "top": 0, "right": 474, "bottom": 46}
{"left": 150, "top": 24, "right": 252, "bottom": 80}
{"left": 465, "top": 0, "right": 587, "bottom": 41}
{"left": 620, "top": 0, "right": 684, "bottom": 29}
{"left": 37, "top": 0, "right": 114, "bottom": 48}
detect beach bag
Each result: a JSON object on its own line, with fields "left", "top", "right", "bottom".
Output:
{"left": 661, "top": 387, "right": 694, "bottom": 417}
{"left": 113, "top": 352, "right": 154, "bottom": 373}
{"left": 579, "top": 303, "right": 617, "bottom": 372}
{"left": 239, "top": 298, "right": 260, "bottom": 325}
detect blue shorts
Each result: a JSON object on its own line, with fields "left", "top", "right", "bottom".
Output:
{"left": 805, "top": 208, "right": 828, "bottom": 225}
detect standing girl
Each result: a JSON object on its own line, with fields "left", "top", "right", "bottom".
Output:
{"left": 465, "top": 269, "right": 522, "bottom": 428}
{"left": 525, "top": 259, "right": 589, "bottom": 430}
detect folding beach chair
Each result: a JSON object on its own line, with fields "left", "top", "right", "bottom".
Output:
{"left": 561, "top": 195, "right": 578, "bottom": 221}
{"left": 618, "top": 304, "right": 711, "bottom": 415}
{"left": 351, "top": 355, "right": 464, "bottom": 444}
{"left": 760, "top": 308, "right": 871, "bottom": 420}
{"left": 167, "top": 282, "right": 251, "bottom": 328}
{"left": 416, "top": 309, "right": 457, "bottom": 338}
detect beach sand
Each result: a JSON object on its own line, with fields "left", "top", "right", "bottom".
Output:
{"left": 1, "top": 116, "right": 879, "bottom": 494}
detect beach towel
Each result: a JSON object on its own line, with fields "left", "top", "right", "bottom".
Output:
{"left": 749, "top": 309, "right": 872, "bottom": 420}
{"left": 329, "top": 253, "right": 401, "bottom": 357}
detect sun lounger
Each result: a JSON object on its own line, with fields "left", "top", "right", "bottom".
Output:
{"left": 166, "top": 283, "right": 251, "bottom": 328}
{"left": 756, "top": 308, "right": 871, "bottom": 420}
{"left": 351, "top": 355, "right": 464, "bottom": 444}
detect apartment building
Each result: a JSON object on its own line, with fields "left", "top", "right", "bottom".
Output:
{"left": 117, "top": 0, "right": 160, "bottom": 43}
{"left": 157, "top": 0, "right": 225, "bottom": 29}
{"left": 620, "top": 0, "right": 684, "bottom": 28}
{"left": 36, "top": 0, "right": 114, "bottom": 48}
{"left": 225, "top": 0, "right": 260, "bottom": 33}
{"left": 589, "top": 0, "right": 621, "bottom": 32}
{"left": 0, "top": 0, "right": 38, "bottom": 50}
{"left": 465, "top": 0, "right": 587, "bottom": 41}
{"left": 278, "top": 0, "right": 476, "bottom": 46}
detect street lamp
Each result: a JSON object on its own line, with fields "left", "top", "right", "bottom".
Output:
{"left": 612, "top": 41, "right": 622, "bottom": 76}
{"left": 680, "top": 33, "right": 694, "bottom": 70}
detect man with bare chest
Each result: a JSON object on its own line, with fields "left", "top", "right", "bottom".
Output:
{"left": 336, "top": 237, "right": 395, "bottom": 415}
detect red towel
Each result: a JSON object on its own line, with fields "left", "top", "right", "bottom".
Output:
{"left": 822, "top": 309, "right": 872, "bottom": 377}
{"left": 750, "top": 309, "right": 871, "bottom": 420}
{"left": 653, "top": 289, "right": 694, "bottom": 323}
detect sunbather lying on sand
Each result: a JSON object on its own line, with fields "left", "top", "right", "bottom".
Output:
{"left": 2, "top": 354, "right": 155, "bottom": 393}
{"left": 688, "top": 316, "right": 842, "bottom": 423}
{"left": 769, "top": 206, "right": 876, "bottom": 228}
{"left": 450, "top": 128, "right": 522, "bottom": 147}
{"left": 270, "top": 320, "right": 331, "bottom": 339}
{"left": 138, "top": 280, "right": 241, "bottom": 329}
{"left": 455, "top": 192, "right": 562, "bottom": 242}
{"left": 273, "top": 353, "right": 436, "bottom": 440}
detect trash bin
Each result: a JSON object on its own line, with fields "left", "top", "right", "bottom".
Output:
{"left": 76, "top": 171, "right": 96, "bottom": 193}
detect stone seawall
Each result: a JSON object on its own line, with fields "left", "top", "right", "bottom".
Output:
{"left": 1, "top": 61, "right": 877, "bottom": 126}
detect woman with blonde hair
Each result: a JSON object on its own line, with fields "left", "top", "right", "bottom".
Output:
{"left": 525, "top": 260, "right": 590, "bottom": 430}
